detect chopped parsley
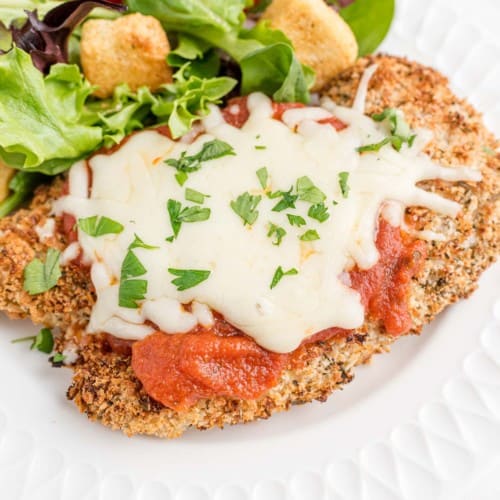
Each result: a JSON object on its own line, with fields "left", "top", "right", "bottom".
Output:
{"left": 118, "top": 236, "right": 156, "bottom": 309}
{"left": 77, "top": 216, "right": 124, "bottom": 237}
{"left": 168, "top": 268, "right": 211, "bottom": 291}
{"left": 165, "top": 139, "right": 235, "bottom": 186}
{"left": 270, "top": 266, "right": 298, "bottom": 289}
{"left": 23, "top": 248, "right": 61, "bottom": 295}
{"left": 118, "top": 279, "right": 147, "bottom": 309}
{"left": 356, "top": 138, "right": 391, "bottom": 153}
{"left": 338, "top": 172, "right": 350, "bottom": 198}
{"left": 267, "top": 223, "right": 286, "bottom": 245}
{"left": 230, "top": 192, "right": 262, "bottom": 226}
{"left": 256, "top": 167, "right": 269, "bottom": 189}
{"left": 358, "top": 108, "right": 416, "bottom": 153}
{"left": 11, "top": 327, "right": 54, "bottom": 354}
{"left": 287, "top": 214, "right": 306, "bottom": 227}
{"left": 299, "top": 229, "right": 320, "bottom": 241}
{"left": 120, "top": 251, "right": 147, "bottom": 280}
{"left": 167, "top": 199, "right": 211, "bottom": 240}
{"left": 51, "top": 352, "right": 66, "bottom": 364}
{"left": 185, "top": 188, "right": 209, "bottom": 204}
{"left": 296, "top": 176, "right": 326, "bottom": 204}
{"left": 254, "top": 145, "right": 266, "bottom": 150}
{"left": 271, "top": 187, "right": 298, "bottom": 212}
{"left": 308, "top": 203, "right": 330, "bottom": 223}
{"left": 129, "top": 234, "right": 159, "bottom": 250}
{"left": 373, "top": 108, "right": 411, "bottom": 137}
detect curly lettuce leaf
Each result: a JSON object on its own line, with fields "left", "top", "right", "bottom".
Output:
{"left": 152, "top": 66, "right": 237, "bottom": 137}
{"left": 0, "top": 47, "right": 102, "bottom": 174}
{"left": 127, "top": 0, "right": 314, "bottom": 103}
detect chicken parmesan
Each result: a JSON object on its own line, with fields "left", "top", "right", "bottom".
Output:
{"left": 0, "top": 55, "right": 497, "bottom": 437}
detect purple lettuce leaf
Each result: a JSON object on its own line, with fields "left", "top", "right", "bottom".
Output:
{"left": 2, "top": 0, "right": 126, "bottom": 72}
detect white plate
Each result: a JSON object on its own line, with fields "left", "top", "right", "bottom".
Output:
{"left": 1, "top": 1, "right": 499, "bottom": 499}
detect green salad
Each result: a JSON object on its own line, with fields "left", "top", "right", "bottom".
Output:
{"left": 0, "top": 0, "right": 394, "bottom": 216}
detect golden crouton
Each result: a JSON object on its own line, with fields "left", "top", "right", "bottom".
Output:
{"left": 80, "top": 13, "right": 172, "bottom": 98}
{"left": 262, "top": 0, "right": 358, "bottom": 91}
{"left": 0, "top": 162, "right": 15, "bottom": 203}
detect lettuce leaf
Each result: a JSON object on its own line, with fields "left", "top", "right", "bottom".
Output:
{"left": 0, "top": 171, "right": 45, "bottom": 217}
{"left": 91, "top": 66, "right": 236, "bottom": 142}
{"left": 0, "top": 48, "right": 102, "bottom": 174}
{"left": 338, "top": 0, "right": 395, "bottom": 56}
{"left": 0, "top": 47, "right": 235, "bottom": 175}
{"left": 0, "top": 1, "right": 125, "bottom": 72}
{"left": 167, "top": 34, "right": 220, "bottom": 79}
{"left": 127, "top": 0, "right": 314, "bottom": 103}
{"left": 152, "top": 66, "right": 237, "bottom": 137}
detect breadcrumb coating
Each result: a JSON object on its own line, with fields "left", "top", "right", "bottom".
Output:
{"left": 0, "top": 56, "right": 497, "bottom": 438}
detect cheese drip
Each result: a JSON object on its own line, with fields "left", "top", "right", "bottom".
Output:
{"left": 53, "top": 93, "right": 481, "bottom": 353}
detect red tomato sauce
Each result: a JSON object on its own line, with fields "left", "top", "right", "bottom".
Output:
{"left": 350, "top": 219, "right": 426, "bottom": 336}
{"left": 221, "top": 96, "right": 347, "bottom": 131}
{"left": 129, "top": 220, "right": 425, "bottom": 412}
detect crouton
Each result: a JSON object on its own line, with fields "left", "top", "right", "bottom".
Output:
{"left": 80, "top": 13, "right": 172, "bottom": 98}
{"left": 0, "top": 162, "right": 15, "bottom": 203}
{"left": 262, "top": 0, "right": 358, "bottom": 92}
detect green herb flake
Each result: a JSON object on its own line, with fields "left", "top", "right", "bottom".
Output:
{"left": 267, "top": 223, "right": 286, "bottom": 246}
{"left": 296, "top": 176, "right": 326, "bottom": 204}
{"left": 230, "top": 192, "right": 262, "bottom": 226}
{"left": 308, "top": 203, "right": 330, "bottom": 223}
{"left": 120, "top": 251, "right": 147, "bottom": 280}
{"left": 23, "top": 248, "right": 61, "bottom": 295}
{"left": 12, "top": 327, "right": 54, "bottom": 354}
{"left": 255, "top": 145, "right": 266, "bottom": 150}
{"left": 52, "top": 352, "right": 66, "bottom": 364}
{"left": 175, "top": 171, "right": 189, "bottom": 186}
{"left": 167, "top": 199, "right": 211, "bottom": 239}
{"left": 166, "top": 139, "right": 235, "bottom": 184}
{"left": 119, "top": 247, "right": 148, "bottom": 309}
{"left": 129, "top": 234, "right": 159, "bottom": 250}
{"left": 287, "top": 214, "right": 306, "bottom": 227}
{"left": 356, "top": 137, "right": 391, "bottom": 153}
{"left": 363, "top": 107, "right": 416, "bottom": 152}
{"left": 77, "top": 216, "right": 124, "bottom": 237}
{"left": 256, "top": 167, "right": 269, "bottom": 189}
{"left": 270, "top": 266, "right": 298, "bottom": 289}
{"left": 299, "top": 229, "right": 320, "bottom": 241}
{"left": 185, "top": 188, "right": 209, "bottom": 204}
{"left": 338, "top": 172, "right": 350, "bottom": 199}
{"left": 168, "top": 268, "right": 211, "bottom": 291}
{"left": 32, "top": 327, "right": 54, "bottom": 353}
{"left": 271, "top": 187, "right": 298, "bottom": 212}
{"left": 483, "top": 146, "right": 496, "bottom": 157}
{"left": 118, "top": 279, "right": 148, "bottom": 309}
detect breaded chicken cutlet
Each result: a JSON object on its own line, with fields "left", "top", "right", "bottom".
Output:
{"left": 0, "top": 55, "right": 498, "bottom": 438}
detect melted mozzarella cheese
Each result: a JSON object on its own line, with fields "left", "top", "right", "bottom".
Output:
{"left": 53, "top": 92, "right": 481, "bottom": 353}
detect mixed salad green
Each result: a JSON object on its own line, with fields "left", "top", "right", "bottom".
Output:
{"left": 0, "top": 0, "right": 394, "bottom": 216}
